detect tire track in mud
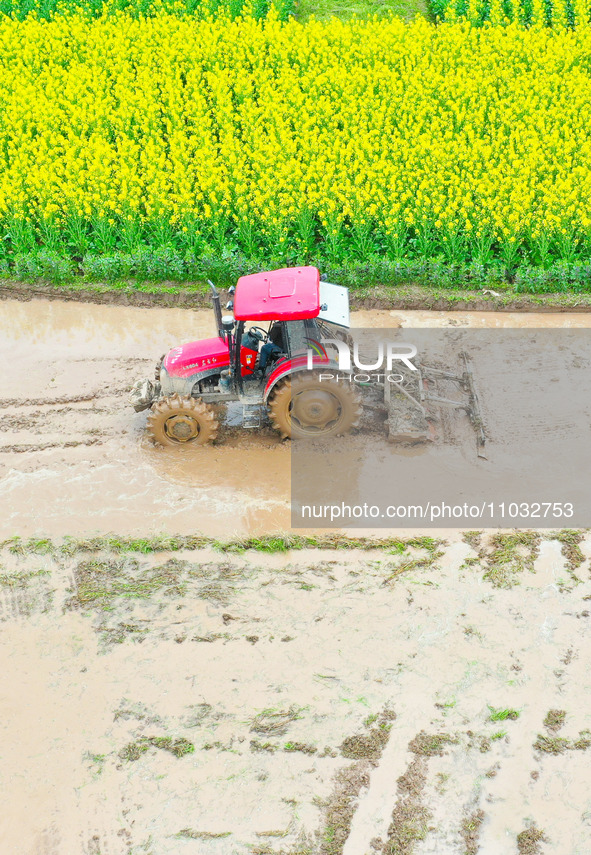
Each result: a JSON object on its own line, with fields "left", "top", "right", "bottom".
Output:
{"left": 0, "top": 390, "right": 130, "bottom": 409}
{"left": 341, "top": 700, "right": 441, "bottom": 854}
{"left": 0, "top": 364, "right": 136, "bottom": 457}
{"left": 0, "top": 405, "right": 112, "bottom": 428}
{"left": 0, "top": 401, "right": 116, "bottom": 453}
{"left": 0, "top": 439, "right": 105, "bottom": 454}
{"left": 0, "top": 395, "right": 100, "bottom": 409}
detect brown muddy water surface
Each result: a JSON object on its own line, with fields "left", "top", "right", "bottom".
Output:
{"left": 2, "top": 300, "right": 591, "bottom": 855}
{"left": 1, "top": 536, "right": 591, "bottom": 855}
{"left": 1, "top": 299, "right": 591, "bottom": 537}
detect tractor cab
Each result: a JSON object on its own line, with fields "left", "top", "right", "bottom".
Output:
{"left": 213, "top": 266, "right": 350, "bottom": 391}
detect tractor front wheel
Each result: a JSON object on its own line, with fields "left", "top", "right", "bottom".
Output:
{"left": 268, "top": 372, "right": 362, "bottom": 439}
{"left": 147, "top": 394, "right": 219, "bottom": 446}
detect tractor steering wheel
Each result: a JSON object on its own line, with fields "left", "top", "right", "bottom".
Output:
{"left": 247, "top": 326, "right": 268, "bottom": 343}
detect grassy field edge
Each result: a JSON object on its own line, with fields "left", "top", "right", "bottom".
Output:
{"left": 4, "top": 279, "right": 591, "bottom": 312}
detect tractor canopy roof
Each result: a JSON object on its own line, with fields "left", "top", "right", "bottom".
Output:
{"left": 233, "top": 266, "right": 320, "bottom": 322}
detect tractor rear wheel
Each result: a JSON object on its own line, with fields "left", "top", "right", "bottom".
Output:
{"left": 268, "top": 372, "right": 362, "bottom": 439}
{"left": 147, "top": 394, "right": 218, "bottom": 446}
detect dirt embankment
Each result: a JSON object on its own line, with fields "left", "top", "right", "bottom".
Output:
{"left": 3, "top": 280, "right": 591, "bottom": 312}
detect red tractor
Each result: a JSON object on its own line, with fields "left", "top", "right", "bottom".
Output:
{"left": 130, "top": 266, "right": 362, "bottom": 445}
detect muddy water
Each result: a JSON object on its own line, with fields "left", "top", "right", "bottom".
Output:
{"left": 354, "top": 308, "right": 591, "bottom": 328}
{"left": 1, "top": 298, "right": 590, "bottom": 536}
{"left": 2, "top": 538, "right": 591, "bottom": 854}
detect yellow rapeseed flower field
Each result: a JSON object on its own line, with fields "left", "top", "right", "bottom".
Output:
{"left": 432, "top": 0, "right": 591, "bottom": 29}
{"left": 1, "top": 10, "right": 591, "bottom": 272}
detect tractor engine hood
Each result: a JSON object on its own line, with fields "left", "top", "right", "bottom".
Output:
{"left": 164, "top": 337, "right": 230, "bottom": 378}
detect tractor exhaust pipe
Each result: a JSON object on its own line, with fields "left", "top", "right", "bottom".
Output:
{"left": 209, "top": 280, "right": 223, "bottom": 337}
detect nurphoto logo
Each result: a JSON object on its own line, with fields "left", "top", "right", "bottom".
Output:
{"left": 306, "top": 337, "right": 418, "bottom": 383}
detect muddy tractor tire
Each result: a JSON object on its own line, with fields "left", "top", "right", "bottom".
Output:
{"left": 268, "top": 371, "right": 362, "bottom": 439}
{"left": 146, "top": 394, "right": 219, "bottom": 446}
